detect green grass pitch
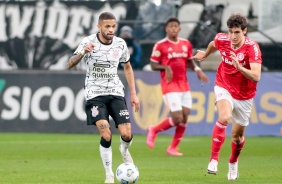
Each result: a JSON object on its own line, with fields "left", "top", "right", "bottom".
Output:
{"left": 0, "top": 133, "right": 281, "bottom": 184}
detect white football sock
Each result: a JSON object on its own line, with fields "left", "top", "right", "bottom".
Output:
{"left": 99, "top": 145, "right": 113, "bottom": 176}
{"left": 119, "top": 136, "right": 132, "bottom": 154}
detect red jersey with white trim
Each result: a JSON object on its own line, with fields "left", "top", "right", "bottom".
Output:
{"left": 214, "top": 33, "right": 262, "bottom": 100}
{"left": 150, "top": 38, "right": 193, "bottom": 94}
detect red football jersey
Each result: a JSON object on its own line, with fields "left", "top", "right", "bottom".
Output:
{"left": 150, "top": 38, "right": 193, "bottom": 94}
{"left": 214, "top": 33, "right": 262, "bottom": 100}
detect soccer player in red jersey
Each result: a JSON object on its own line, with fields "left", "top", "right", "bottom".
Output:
{"left": 146, "top": 17, "right": 209, "bottom": 156}
{"left": 193, "top": 13, "right": 262, "bottom": 180}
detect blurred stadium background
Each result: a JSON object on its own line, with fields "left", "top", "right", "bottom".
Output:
{"left": 0, "top": 0, "right": 281, "bottom": 136}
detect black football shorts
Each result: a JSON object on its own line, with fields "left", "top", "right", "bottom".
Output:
{"left": 85, "top": 95, "right": 131, "bottom": 127}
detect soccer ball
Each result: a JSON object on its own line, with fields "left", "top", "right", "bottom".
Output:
{"left": 116, "top": 163, "right": 139, "bottom": 184}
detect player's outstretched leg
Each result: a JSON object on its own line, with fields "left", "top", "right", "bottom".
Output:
{"left": 147, "top": 117, "right": 175, "bottom": 148}
{"left": 119, "top": 136, "right": 133, "bottom": 164}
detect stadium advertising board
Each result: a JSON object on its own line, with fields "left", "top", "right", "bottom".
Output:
{"left": 0, "top": 71, "right": 281, "bottom": 136}
{"left": 129, "top": 71, "right": 282, "bottom": 136}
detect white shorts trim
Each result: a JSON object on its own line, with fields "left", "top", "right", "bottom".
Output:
{"left": 214, "top": 86, "right": 253, "bottom": 126}
{"left": 163, "top": 91, "right": 192, "bottom": 112}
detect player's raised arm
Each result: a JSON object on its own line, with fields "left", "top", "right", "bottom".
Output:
{"left": 67, "top": 43, "right": 94, "bottom": 69}
{"left": 193, "top": 41, "right": 217, "bottom": 62}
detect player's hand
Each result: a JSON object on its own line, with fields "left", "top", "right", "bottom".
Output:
{"left": 83, "top": 43, "right": 94, "bottom": 55}
{"left": 192, "top": 50, "right": 206, "bottom": 62}
{"left": 230, "top": 51, "right": 241, "bottom": 71}
{"left": 196, "top": 70, "right": 209, "bottom": 83}
{"left": 165, "top": 66, "right": 173, "bottom": 82}
{"left": 131, "top": 94, "right": 140, "bottom": 112}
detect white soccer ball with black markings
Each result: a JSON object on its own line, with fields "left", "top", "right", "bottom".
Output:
{"left": 116, "top": 163, "right": 139, "bottom": 184}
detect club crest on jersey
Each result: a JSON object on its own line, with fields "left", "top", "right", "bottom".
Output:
{"left": 91, "top": 106, "right": 99, "bottom": 117}
{"left": 182, "top": 45, "right": 188, "bottom": 52}
{"left": 112, "top": 48, "right": 120, "bottom": 59}
{"left": 237, "top": 53, "right": 244, "bottom": 61}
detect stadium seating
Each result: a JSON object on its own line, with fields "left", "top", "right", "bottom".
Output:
{"left": 220, "top": 3, "right": 250, "bottom": 32}
{"left": 178, "top": 3, "right": 204, "bottom": 39}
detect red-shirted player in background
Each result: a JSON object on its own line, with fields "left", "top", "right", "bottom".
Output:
{"left": 146, "top": 17, "right": 209, "bottom": 156}
{"left": 193, "top": 13, "right": 262, "bottom": 180}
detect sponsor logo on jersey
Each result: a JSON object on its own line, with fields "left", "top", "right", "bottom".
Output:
{"left": 91, "top": 106, "right": 99, "bottom": 117}
{"left": 168, "top": 52, "right": 188, "bottom": 59}
{"left": 168, "top": 47, "right": 173, "bottom": 51}
{"left": 221, "top": 56, "right": 232, "bottom": 65}
{"left": 182, "top": 45, "right": 188, "bottom": 52}
{"left": 92, "top": 73, "right": 117, "bottom": 79}
{"left": 93, "top": 63, "right": 111, "bottom": 68}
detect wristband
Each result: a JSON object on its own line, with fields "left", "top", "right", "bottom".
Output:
{"left": 194, "top": 66, "right": 201, "bottom": 72}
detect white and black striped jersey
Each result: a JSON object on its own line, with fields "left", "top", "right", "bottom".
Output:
{"left": 73, "top": 33, "right": 130, "bottom": 100}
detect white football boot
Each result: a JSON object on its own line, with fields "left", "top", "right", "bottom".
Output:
{"left": 207, "top": 159, "right": 218, "bottom": 174}
{"left": 104, "top": 174, "right": 114, "bottom": 183}
{"left": 227, "top": 162, "right": 239, "bottom": 180}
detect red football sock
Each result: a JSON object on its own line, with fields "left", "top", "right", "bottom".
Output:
{"left": 170, "top": 122, "right": 187, "bottom": 149}
{"left": 210, "top": 121, "right": 227, "bottom": 161}
{"left": 229, "top": 137, "right": 245, "bottom": 163}
{"left": 152, "top": 117, "right": 174, "bottom": 133}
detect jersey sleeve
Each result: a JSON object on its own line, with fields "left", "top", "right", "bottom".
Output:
{"left": 248, "top": 42, "right": 262, "bottom": 64}
{"left": 213, "top": 33, "right": 222, "bottom": 49}
{"left": 73, "top": 37, "right": 91, "bottom": 55}
{"left": 150, "top": 43, "right": 162, "bottom": 63}
{"left": 120, "top": 40, "right": 130, "bottom": 63}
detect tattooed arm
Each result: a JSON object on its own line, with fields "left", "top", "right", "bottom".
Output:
{"left": 67, "top": 54, "right": 84, "bottom": 69}
{"left": 67, "top": 43, "right": 94, "bottom": 69}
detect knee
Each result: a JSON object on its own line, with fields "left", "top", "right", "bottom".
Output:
{"left": 172, "top": 116, "right": 183, "bottom": 125}
{"left": 102, "top": 132, "right": 112, "bottom": 142}
{"left": 218, "top": 115, "right": 231, "bottom": 124}
{"left": 100, "top": 135, "right": 112, "bottom": 148}
{"left": 231, "top": 134, "right": 243, "bottom": 144}
{"left": 121, "top": 133, "right": 132, "bottom": 142}
{"left": 120, "top": 129, "right": 132, "bottom": 141}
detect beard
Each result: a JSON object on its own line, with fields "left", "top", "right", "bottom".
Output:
{"left": 101, "top": 31, "right": 113, "bottom": 41}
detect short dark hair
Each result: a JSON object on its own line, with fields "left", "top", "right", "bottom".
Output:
{"left": 227, "top": 13, "right": 247, "bottom": 30}
{"left": 165, "top": 17, "right": 180, "bottom": 27}
{"left": 99, "top": 12, "right": 116, "bottom": 22}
